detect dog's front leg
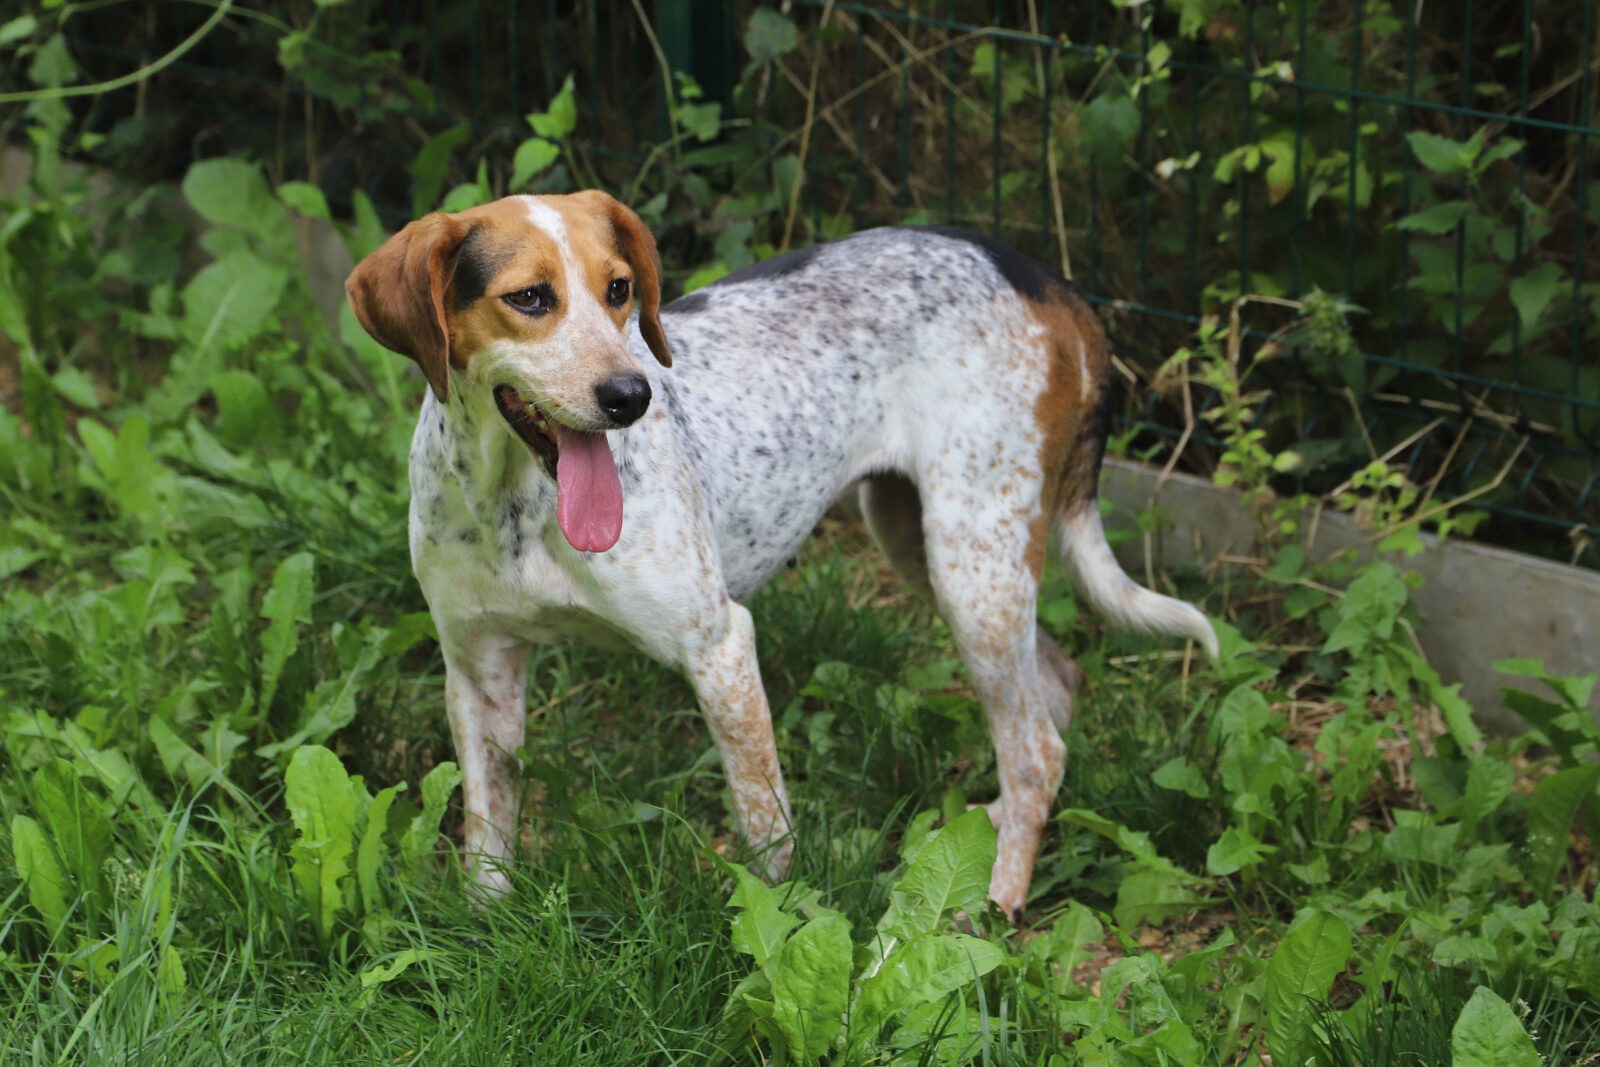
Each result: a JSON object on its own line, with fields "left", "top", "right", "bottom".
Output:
{"left": 441, "top": 631, "right": 528, "bottom": 897}
{"left": 683, "top": 601, "right": 794, "bottom": 880}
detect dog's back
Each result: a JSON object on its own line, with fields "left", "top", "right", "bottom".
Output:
{"left": 648, "top": 226, "right": 1108, "bottom": 601}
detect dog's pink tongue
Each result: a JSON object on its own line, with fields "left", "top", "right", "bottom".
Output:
{"left": 553, "top": 425, "right": 623, "bottom": 552}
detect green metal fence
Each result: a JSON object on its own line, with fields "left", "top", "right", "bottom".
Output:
{"left": 48, "top": 0, "right": 1600, "bottom": 566}
{"left": 767, "top": 1, "right": 1599, "bottom": 567}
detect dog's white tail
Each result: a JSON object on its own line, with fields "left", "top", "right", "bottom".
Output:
{"left": 1057, "top": 505, "right": 1219, "bottom": 661}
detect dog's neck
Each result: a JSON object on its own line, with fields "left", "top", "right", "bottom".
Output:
{"left": 423, "top": 381, "right": 552, "bottom": 537}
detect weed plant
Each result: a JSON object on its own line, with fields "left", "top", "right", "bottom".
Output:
{"left": 3, "top": 11, "right": 1599, "bottom": 1064}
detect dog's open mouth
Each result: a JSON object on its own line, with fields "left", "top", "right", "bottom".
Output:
{"left": 492, "top": 384, "right": 624, "bottom": 554}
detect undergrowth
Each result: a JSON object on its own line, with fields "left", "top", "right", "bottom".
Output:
{"left": 3, "top": 8, "right": 1599, "bottom": 1065}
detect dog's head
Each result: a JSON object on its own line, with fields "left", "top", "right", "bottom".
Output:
{"left": 346, "top": 191, "right": 672, "bottom": 553}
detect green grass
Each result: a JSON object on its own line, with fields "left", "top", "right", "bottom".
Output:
{"left": 3, "top": 151, "right": 1599, "bottom": 1064}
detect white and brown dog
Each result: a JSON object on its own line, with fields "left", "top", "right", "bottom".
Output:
{"left": 346, "top": 191, "right": 1216, "bottom": 923}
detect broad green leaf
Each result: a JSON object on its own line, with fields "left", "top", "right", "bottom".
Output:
{"left": 11, "top": 815, "right": 68, "bottom": 930}
{"left": 1451, "top": 986, "right": 1541, "bottom": 1067}
{"left": 1408, "top": 130, "right": 1474, "bottom": 175}
{"left": 1508, "top": 260, "right": 1565, "bottom": 331}
{"left": 50, "top": 364, "right": 98, "bottom": 408}
{"left": 684, "top": 262, "right": 730, "bottom": 292}
{"left": 745, "top": 8, "right": 799, "bottom": 64}
{"left": 182, "top": 158, "right": 293, "bottom": 251}
{"left": 211, "top": 368, "right": 279, "bottom": 446}
{"left": 401, "top": 761, "right": 461, "bottom": 871}
{"left": 1039, "top": 901, "right": 1104, "bottom": 993}
{"left": 356, "top": 783, "right": 404, "bottom": 917}
{"left": 1321, "top": 560, "right": 1407, "bottom": 658}
{"left": 1114, "top": 868, "right": 1214, "bottom": 929}
{"left": 1057, "top": 808, "right": 1190, "bottom": 877}
{"left": 277, "top": 180, "right": 330, "bottom": 219}
{"left": 1382, "top": 809, "right": 1461, "bottom": 867}
{"left": 33, "top": 758, "right": 111, "bottom": 916}
{"left": 1261, "top": 136, "right": 1297, "bottom": 205}
{"left": 410, "top": 123, "right": 470, "bottom": 216}
{"left": 0, "top": 15, "right": 36, "bottom": 47}
{"left": 527, "top": 74, "right": 576, "bottom": 139}
{"left": 345, "top": 188, "right": 387, "bottom": 261}
{"left": 1079, "top": 94, "right": 1140, "bottom": 169}
{"left": 675, "top": 98, "right": 722, "bottom": 143}
{"left": 440, "top": 177, "right": 492, "bottom": 213}
{"left": 716, "top": 968, "right": 777, "bottom": 1055}
{"left": 1206, "top": 826, "right": 1274, "bottom": 876}
{"left": 259, "top": 551, "right": 314, "bottom": 716}
{"left": 1511, "top": 661, "right": 1596, "bottom": 712}
{"left": 77, "top": 414, "right": 165, "bottom": 524}
{"left": 1151, "top": 756, "right": 1210, "bottom": 798}
{"left": 1396, "top": 200, "right": 1470, "bottom": 234}
{"left": 158, "top": 944, "right": 187, "bottom": 1000}
{"left": 771, "top": 914, "right": 852, "bottom": 1063}
{"left": 510, "top": 138, "right": 561, "bottom": 191}
{"left": 149, "top": 714, "right": 225, "bottom": 790}
{"left": 1432, "top": 677, "right": 1484, "bottom": 753}
{"left": 1260, "top": 909, "right": 1351, "bottom": 1065}
{"left": 851, "top": 933, "right": 1003, "bottom": 1050}
{"left": 887, "top": 998, "right": 983, "bottom": 1066}
{"left": 1448, "top": 757, "right": 1516, "bottom": 835}
{"left": 257, "top": 630, "right": 383, "bottom": 757}
{"left": 1477, "top": 135, "right": 1525, "bottom": 170}
{"left": 876, "top": 808, "right": 996, "bottom": 942}
{"left": 728, "top": 865, "right": 801, "bottom": 969}
{"left": 181, "top": 249, "right": 291, "bottom": 352}
{"left": 1523, "top": 763, "right": 1600, "bottom": 895}
{"left": 285, "top": 745, "right": 359, "bottom": 942}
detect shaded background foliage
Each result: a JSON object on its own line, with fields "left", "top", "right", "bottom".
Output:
{"left": 2, "top": 5, "right": 1599, "bottom": 1062}
{"left": 14, "top": 0, "right": 1600, "bottom": 566}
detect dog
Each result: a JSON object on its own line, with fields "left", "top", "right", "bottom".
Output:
{"left": 345, "top": 190, "right": 1217, "bottom": 923}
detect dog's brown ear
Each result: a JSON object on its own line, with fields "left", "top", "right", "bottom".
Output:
{"left": 588, "top": 192, "right": 672, "bottom": 368}
{"left": 346, "top": 213, "right": 468, "bottom": 401}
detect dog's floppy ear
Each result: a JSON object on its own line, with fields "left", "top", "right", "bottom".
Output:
{"left": 346, "top": 213, "right": 468, "bottom": 402}
{"left": 586, "top": 192, "right": 672, "bottom": 368}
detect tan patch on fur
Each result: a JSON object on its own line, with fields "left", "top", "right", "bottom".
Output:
{"left": 556, "top": 190, "right": 671, "bottom": 366}
{"left": 348, "top": 194, "right": 671, "bottom": 402}
{"left": 1024, "top": 289, "right": 1108, "bottom": 576}
{"left": 442, "top": 199, "right": 596, "bottom": 364}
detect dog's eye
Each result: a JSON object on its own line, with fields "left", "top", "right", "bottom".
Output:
{"left": 504, "top": 284, "right": 555, "bottom": 315}
{"left": 606, "top": 277, "right": 631, "bottom": 308}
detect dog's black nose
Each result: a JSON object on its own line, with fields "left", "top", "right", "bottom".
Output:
{"left": 595, "top": 373, "right": 652, "bottom": 426}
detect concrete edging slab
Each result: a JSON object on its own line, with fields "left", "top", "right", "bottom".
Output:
{"left": 1099, "top": 457, "right": 1600, "bottom": 729}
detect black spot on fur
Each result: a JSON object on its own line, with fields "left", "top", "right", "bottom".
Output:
{"left": 709, "top": 243, "right": 821, "bottom": 286}
{"left": 1075, "top": 376, "right": 1117, "bottom": 504}
{"left": 913, "top": 225, "right": 1075, "bottom": 304}
{"left": 665, "top": 290, "right": 709, "bottom": 316}
{"left": 450, "top": 226, "right": 504, "bottom": 311}
{"left": 499, "top": 497, "right": 527, "bottom": 559}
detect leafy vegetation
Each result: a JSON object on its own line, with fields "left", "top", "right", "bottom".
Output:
{"left": 3, "top": 4, "right": 1598, "bottom": 1064}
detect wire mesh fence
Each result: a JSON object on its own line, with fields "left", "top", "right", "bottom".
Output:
{"left": 37, "top": 0, "right": 1600, "bottom": 566}
{"left": 770, "top": 0, "right": 1599, "bottom": 567}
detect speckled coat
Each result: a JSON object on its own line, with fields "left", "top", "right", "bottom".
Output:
{"left": 346, "top": 194, "right": 1217, "bottom": 924}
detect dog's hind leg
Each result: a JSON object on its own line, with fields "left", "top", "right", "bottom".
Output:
{"left": 861, "top": 473, "right": 1080, "bottom": 734}
{"left": 863, "top": 472, "right": 1068, "bottom": 923}
{"left": 1033, "top": 625, "right": 1082, "bottom": 732}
